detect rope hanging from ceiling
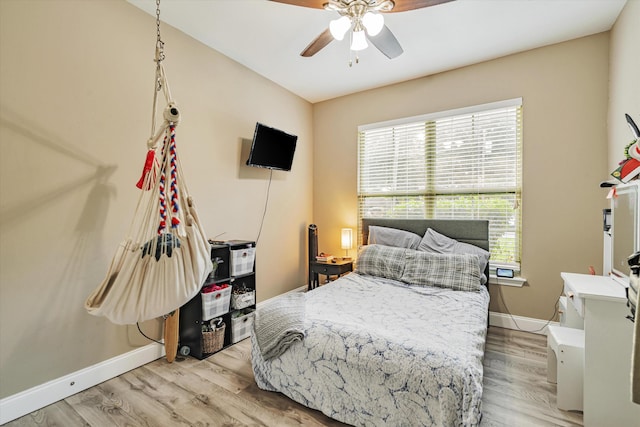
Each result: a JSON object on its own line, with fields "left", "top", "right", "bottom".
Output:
{"left": 85, "top": 0, "right": 212, "bottom": 325}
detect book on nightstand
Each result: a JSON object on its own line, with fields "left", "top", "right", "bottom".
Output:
{"left": 315, "top": 253, "right": 334, "bottom": 262}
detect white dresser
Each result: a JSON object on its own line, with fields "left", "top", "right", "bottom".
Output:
{"left": 560, "top": 272, "right": 640, "bottom": 426}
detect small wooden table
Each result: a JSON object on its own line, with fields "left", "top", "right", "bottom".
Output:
{"left": 309, "top": 259, "right": 353, "bottom": 290}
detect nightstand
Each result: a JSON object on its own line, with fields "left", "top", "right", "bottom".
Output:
{"left": 309, "top": 259, "right": 353, "bottom": 290}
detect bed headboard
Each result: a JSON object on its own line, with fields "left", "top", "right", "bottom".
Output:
{"left": 361, "top": 218, "right": 490, "bottom": 284}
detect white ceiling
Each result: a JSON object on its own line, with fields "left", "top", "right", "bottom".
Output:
{"left": 127, "top": 0, "right": 627, "bottom": 103}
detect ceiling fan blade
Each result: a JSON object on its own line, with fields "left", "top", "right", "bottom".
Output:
{"left": 368, "top": 25, "right": 403, "bottom": 59}
{"left": 269, "top": 0, "right": 326, "bottom": 9}
{"left": 388, "top": 0, "right": 456, "bottom": 13}
{"left": 301, "top": 28, "right": 334, "bottom": 57}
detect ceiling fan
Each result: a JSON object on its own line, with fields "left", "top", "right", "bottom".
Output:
{"left": 270, "top": 0, "right": 455, "bottom": 59}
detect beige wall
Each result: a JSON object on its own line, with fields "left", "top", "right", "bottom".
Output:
{"left": 313, "top": 33, "right": 610, "bottom": 320}
{"left": 0, "top": 0, "right": 313, "bottom": 398}
{"left": 609, "top": 0, "right": 640, "bottom": 172}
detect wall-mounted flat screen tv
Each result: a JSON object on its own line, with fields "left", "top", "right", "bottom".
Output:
{"left": 246, "top": 122, "right": 297, "bottom": 171}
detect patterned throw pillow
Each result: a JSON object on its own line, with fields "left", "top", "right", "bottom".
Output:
{"left": 402, "top": 250, "right": 482, "bottom": 292}
{"left": 355, "top": 244, "right": 406, "bottom": 281}
{"left": 418, "top": 228, "right": 490, "bottom": 285}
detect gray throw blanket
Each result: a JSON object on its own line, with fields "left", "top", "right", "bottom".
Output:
{"left": 254, "top": 292, "right": 306, "bottom": 360}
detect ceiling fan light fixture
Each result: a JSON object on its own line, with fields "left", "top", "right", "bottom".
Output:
{"left": 324, "top": 0, "right": 342, "bottom": 12}
{"left": 329, "top": 16, "right": 351, "bottom": 40}
{"left": 350, "top": 29, "right": 368, "bottom": 51}
{"left": 362, "top": 12, "right": 384, "bottom": 36}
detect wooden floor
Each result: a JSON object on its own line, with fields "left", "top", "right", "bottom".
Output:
{"left": 6, "top": 327, "right": 583, "bottom": 426}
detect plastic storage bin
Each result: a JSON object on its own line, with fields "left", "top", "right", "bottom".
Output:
{"left": 231, "top": 308, "right": 255, "bottom": 343}
{"left": 201, "top": 286, "right": 231, "bottom": 321}
{"left": 230, "top": 247, "right": 255, "bottom": 276}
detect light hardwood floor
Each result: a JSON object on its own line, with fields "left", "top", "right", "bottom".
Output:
{"left": 6, "top": 327, "right": 583, "bottom": 426}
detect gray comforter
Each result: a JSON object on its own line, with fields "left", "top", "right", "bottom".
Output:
{"left": 251, "top": 273, "right": 490, "bottom": 426}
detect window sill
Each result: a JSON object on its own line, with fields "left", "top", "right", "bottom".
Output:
{"left": 489, "top": 274, "right": 527, "bottom": 287}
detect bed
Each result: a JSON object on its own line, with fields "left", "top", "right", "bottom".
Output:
{"left": 251, "top": 219, "right": 491, "bottom": 427}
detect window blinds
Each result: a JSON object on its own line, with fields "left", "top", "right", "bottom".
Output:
{"left": 358, "top": 99, "right": 522, "bottom": 266}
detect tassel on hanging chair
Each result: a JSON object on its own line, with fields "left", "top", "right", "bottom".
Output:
{"left": 85, "top": 28, "right": 212, "bottom": 325}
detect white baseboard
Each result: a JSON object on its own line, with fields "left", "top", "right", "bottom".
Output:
{"left": 0, "top": 342, "right": 165, "bottom": 425}
{"left": 489, "top": 311, "right": 557, "bottom": 335}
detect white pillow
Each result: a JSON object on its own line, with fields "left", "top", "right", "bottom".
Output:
{"left": 418, "top": 228, "right": 490, "bottom": 285}
{"left": 368, "top": 226, "right": 422, "bottom": 250}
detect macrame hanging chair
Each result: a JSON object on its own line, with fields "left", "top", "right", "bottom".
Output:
{"left": 85, "top": 7, "right": 212, "bottom": 325}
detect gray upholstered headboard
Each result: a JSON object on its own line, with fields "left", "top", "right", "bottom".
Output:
{"left": 361, "top": 218, "right": 490, "bottom": 283}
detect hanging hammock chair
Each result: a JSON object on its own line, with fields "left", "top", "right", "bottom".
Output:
{"left": 85, "top": 23, "right": 212, "bottom": 325}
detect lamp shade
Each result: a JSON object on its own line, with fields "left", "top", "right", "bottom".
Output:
{"left": 341, "top": 228, "right": 353, "bottom": 250}
{"left": 329, "top": 16, "right": 351, "bottom": 41}
{"left": 362, "top": 12, "right": 384, "bottom": 36}
{"left": 350, "top": 29, "right": 368, "bottom": 51}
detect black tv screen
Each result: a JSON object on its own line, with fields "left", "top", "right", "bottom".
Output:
{"left": 246, "top": 122, "right": 297, "bottom": 171}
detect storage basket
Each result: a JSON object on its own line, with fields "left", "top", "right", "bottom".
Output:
{"left": 231, "top": 309, "right": 255, "bottom": 343}
{"left": 230, "top": 247, "right": 255, "bottom": 276}
{"left": 231, "top": 290, "right": 255, "bottom": 310}
{"left": 201, "top": 286, "right": 231, "bottom": 320}
{"left": 202, "top": 323, "right": 225, "bottom": 354}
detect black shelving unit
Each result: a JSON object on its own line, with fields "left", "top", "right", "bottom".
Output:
{"left": 178, "top": 240, "right": 256, "bottom": 359}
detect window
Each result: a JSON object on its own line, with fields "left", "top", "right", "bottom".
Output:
{"left": 358, "top": 98, "right": 522, "bottom": 268}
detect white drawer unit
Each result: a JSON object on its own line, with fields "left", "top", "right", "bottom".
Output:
{"left": 563, "top": 272, "right": 625, "bottom": 313}
{"left": 547, "top": 325, "right": 585, "bottom": 411}
{"left": 558, "top": 272, "right": 640, "bottom": 426}
{"left": 558, "top": 295, "right": 584, "bottom": 329}
{"left": 564, "top": 287, "right": 584, "bottom": 318}
{"left": 548, "top": 292, "right": 585, "bottom": 412}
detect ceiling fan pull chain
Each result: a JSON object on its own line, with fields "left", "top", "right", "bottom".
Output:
{"left": 348, "top": 31, "right": 354, "bottom": 67}
{"left": 348, "top": 31, "right": 360, "bottom": 67}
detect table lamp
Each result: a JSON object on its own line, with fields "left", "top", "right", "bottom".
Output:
{"left": 341, "top": 228, "right": 353, "bottom": 260}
